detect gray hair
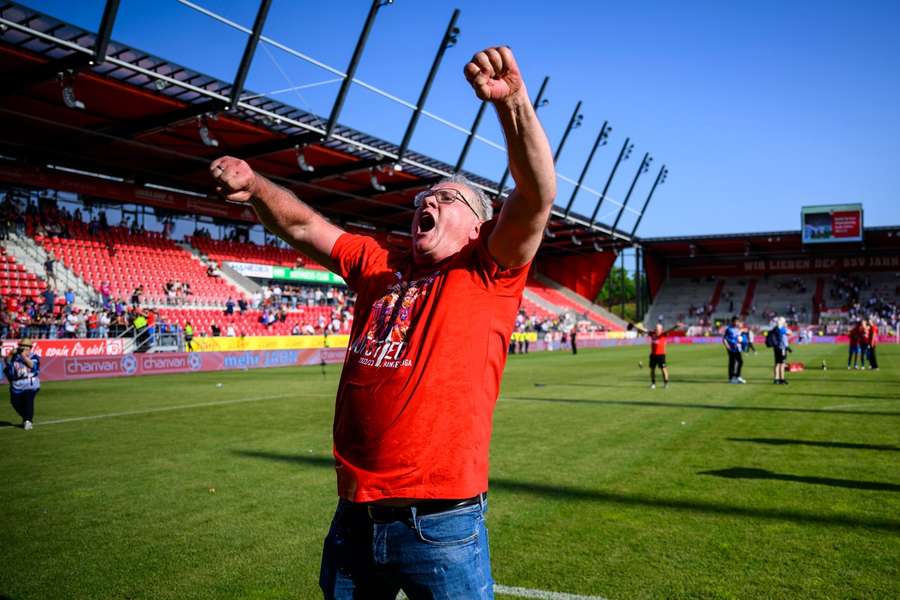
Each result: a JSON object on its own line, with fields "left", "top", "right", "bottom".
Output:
{"left": 438, "top": 174, "right": 493, "bottom": 221}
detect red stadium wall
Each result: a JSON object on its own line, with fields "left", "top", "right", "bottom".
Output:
{"left": 643, "top": 252, "right": 667, "bottom": 299}
{"left": 536, "top": 252, "right": 617, "bottom": 302}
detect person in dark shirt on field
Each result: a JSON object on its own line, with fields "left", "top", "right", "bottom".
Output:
{"left": 723, "top": 316, "right": 746, "bottom": 384}
{"left": 3, "top": 338, "right": 40, "bottom": 431}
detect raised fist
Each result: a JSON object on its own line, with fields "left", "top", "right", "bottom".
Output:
{"left": 464, "top": 46, "right": 524, "bottom": 103}
{"left": 210, "top": 156, "right": 258, "bottom": 203}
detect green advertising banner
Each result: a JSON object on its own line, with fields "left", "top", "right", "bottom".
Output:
{"left": 271, "top": 266, "right": 345, "bottom": 285}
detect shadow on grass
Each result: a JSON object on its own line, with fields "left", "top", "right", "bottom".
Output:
{"left": 0, "top": 420, "right": 20, "bottom": 429}
{"left": 699, "top": 467, "right": 900, "bottom": 493}
{"left": 727, "top": 437, "right": 899, "bottom": 451}
{"left": 503, "top": 396, "right": 900, "bottom": 416}
{"left": 233, "top": 450, "right": 900, "bottom": 533}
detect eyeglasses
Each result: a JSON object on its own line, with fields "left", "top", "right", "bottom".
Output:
{"left": 413, "top": 188, "right": 481, "bottom": 220}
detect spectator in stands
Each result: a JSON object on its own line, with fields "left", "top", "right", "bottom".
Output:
{"left": 723, "top": 316, "right": 746, "bottom": 384}
{"left": 211, "top": 45, "right": 555, "bottom": 597}
{"left": 86, "top": 311, "right": 99, "bottom": 338}
{"left": 98, "top": 310, "right": 110, "bottom": 339}
{"left": 224, "top": 296, "right": 235, "bottom": 316}
{"left": 184, "top": 321, "right": 195, "bottom": 352}
{"left": 165, "top": 280, "right": 176, "bottom": 306}
{"left": 131, "top": 285, "right": 143, "bottom": 307}
{"left": 99, "top": 281, "right": 111, "bottom": 306}
{"left": 237, "top": 297, "right": 248, "bottom": 314}
{"left": 41, "top": 285, "right": 55, "bottom": 314}
{"left": 75, "top": 309, "right": 87, "bottom": 338}
{"left": 291, "top": 323, "right": 301, "bottom": 336}
{"left": 225, "top": 323, "right": 236, "bottom": 337}
{"left": 63, "top": 309, "right": 78, "bottom": 338}
{"left": 132, "top": 309, "right": 148, "bottom": 352}
{"left": 210, "top": 322, "right": 221, "bottom": 337}
{"left": 64, "top": 288, "right": 75, "bottom": 309}
{"left": 43, "top": 252, "right": 56, "bottom": 284}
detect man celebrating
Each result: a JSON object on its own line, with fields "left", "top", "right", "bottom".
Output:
{"left": 211, "top": 46, "right": 555, "bottom": 599}
{"left": 632, "top": 322, "right": 683, "bottom": 389}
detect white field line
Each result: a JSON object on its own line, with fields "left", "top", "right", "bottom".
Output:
{"left": 3, "top": 393, "right": 333, "bottom": 428}
{"left": 494, "top": 584, "right": 609, "bottom": 599}
{"left": 399, "top": 586, "right": 607, "bottom": 600}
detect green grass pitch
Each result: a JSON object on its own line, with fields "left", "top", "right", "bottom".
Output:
{"left": 1, "top": 344, "right": 898, "bottom": 599}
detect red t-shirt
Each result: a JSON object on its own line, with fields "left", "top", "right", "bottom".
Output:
{"left": 329, "top": 227, "right": 530, "bottom": 502}
{"left": 868, "top": 324, "right": 878, "bottom": 347}
{"left": 650, "top": 331, "right": 667, "bottom": 355}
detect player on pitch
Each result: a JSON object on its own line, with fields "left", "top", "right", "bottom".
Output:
{"left": 631, "top": 322, "right": 683, "bottom": 389}
{"left": 211, "top": 46, "right": 555, "bottom": 599}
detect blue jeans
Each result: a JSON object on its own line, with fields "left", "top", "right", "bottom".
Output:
{"left": 320, "top": 497, "right": 493, "bottom": 599}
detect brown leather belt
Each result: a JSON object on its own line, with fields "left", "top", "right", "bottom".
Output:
{"left": 350, "top": 493, "right": 486, "bottom": 523}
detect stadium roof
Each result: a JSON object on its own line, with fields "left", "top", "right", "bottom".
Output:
{"left": 640, "top": 225, "right": 900, "bottom": 264}
{"left": 0, "top": 1, "right": 634, "bottom": 255}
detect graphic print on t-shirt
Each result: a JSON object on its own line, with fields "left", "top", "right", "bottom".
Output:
{"left": 348, "top": 270, "right": 437, "bottom": 369}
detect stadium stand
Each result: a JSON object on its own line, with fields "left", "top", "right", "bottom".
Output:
{"left": 157, "top": 306, "right": 351, "bottom": 337}
{"left": 525, "top": 277, "right": 623, "bottom": 330}
{"left": 33, "top": 222, "right": 247, "bottom": 306}
{"left": 643, "top": 278, "right": 719, "bottom": 325}
{"left": 0, "top": 248, "right": 48, "bottom": 304}
{"left": 186, "top": 235, "right": 325, "bottom": 270}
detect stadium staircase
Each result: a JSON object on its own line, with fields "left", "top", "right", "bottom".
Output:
{"left": 520, "top": 287, "right": 558, "bottom": 317}
{"left": 185, "top": 235, "right": 326, "bottom": 270}
{"left": 644, "top": 278, "right": 719, "bottom": 325}
{"left": 2, "top": 231, "right": 98, "bottom": 308}
{"left": 32, "top": 223, "right": 247, "bottom": 309}
{"left": 812, "top": 277, "right": 825, "bottom": 324}
{"left": 526, "top": 275, "right": 627, "bottom": 330}
{"left": 746, "top": 275, "right": 816, "bottom": 326}
{"left": 177, "top": 241, "right": 259, "bottom": 297}
{"left": 740, "top": 279, "right": 757, "bottom": 316}
{"left": 708, "top": 279, "right": 725, "bottom": 312}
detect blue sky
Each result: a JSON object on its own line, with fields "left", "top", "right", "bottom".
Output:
{"left": 19, "top": 0, "right": 900, "bottom": 238}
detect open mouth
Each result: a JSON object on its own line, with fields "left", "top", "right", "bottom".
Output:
{"left": 418, "top": 212, "right": 436, "bottom": 233}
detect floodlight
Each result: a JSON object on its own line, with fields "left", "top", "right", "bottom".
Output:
{"left": 59, "top": 75, "right": 85, "bottom": 110}
{"left": 369, "top": 167, "right": 386, "bottom": 192}
{"left": 197, "top": 116, "right": 219, "bottom": 147}
{"left": 296, "top": 146, "right": 314, "bottom": 172}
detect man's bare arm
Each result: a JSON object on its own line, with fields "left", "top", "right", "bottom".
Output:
{"left": 465, "top": 47, "right": 556, "bottom": 269}
{"left": 209, "top": 156, "right": 344, "bottom": 272}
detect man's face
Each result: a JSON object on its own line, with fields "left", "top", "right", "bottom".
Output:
{"left": 411, "top": 183, "right": 483, "bottom": 265}
{"left": 655, "top": 323, "right": 664, "bottom": 335}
